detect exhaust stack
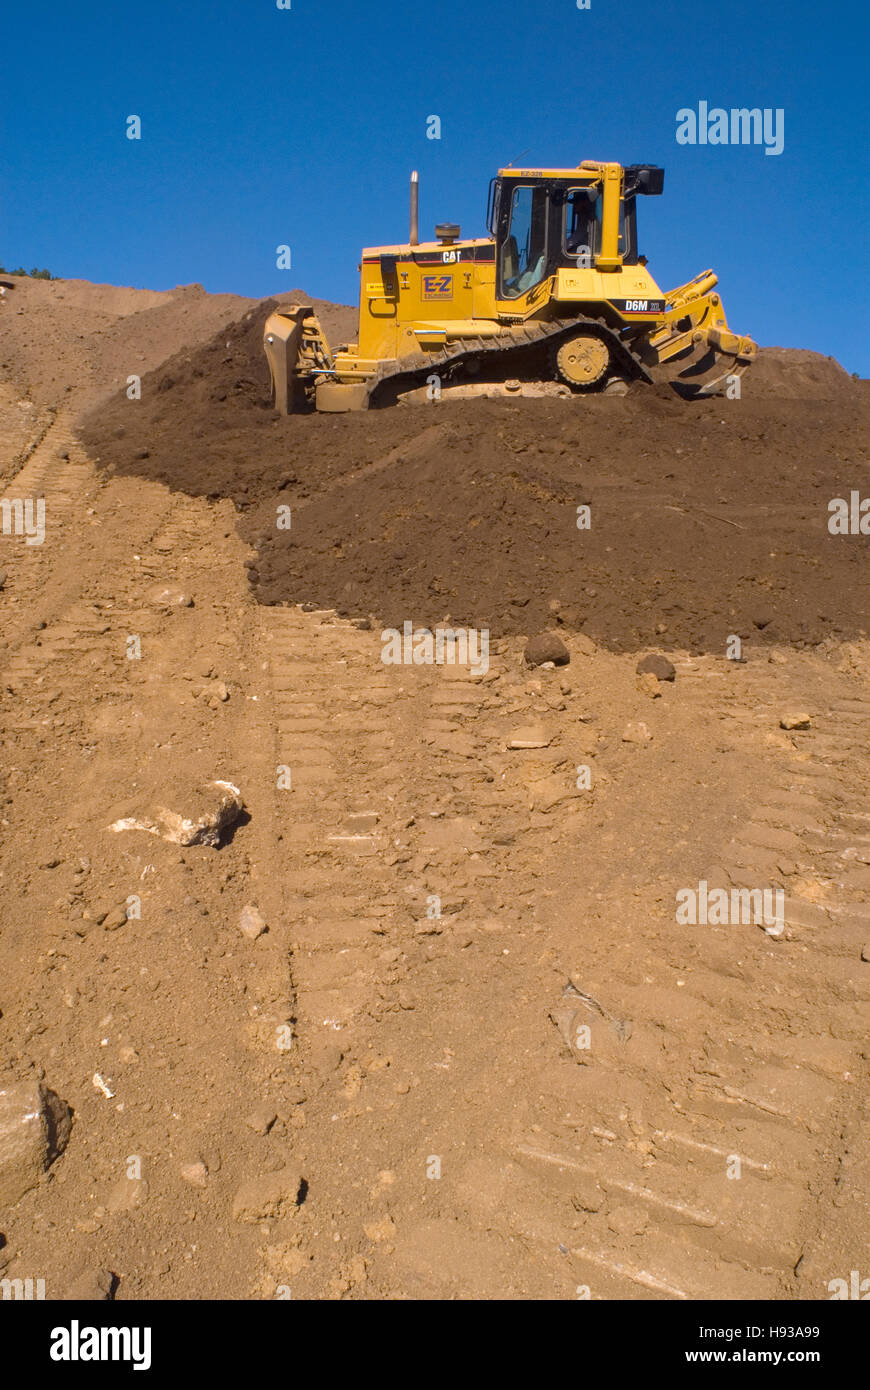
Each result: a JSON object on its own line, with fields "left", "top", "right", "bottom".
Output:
{"left": 409, "top": 170, "right": 419, "bottom": 247}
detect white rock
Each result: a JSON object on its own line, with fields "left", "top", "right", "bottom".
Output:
{"left": 239, "top": 904, "right": 267, "bottom": 940}
{"left": 622, "top": 721, "right": 653, "bottom": 744}
{"left": 145, "top": 583, "right": 193, "bottom": 609}
{"left": 780, "top": 712, "right": 811, "bottom": 730}
{"left": 508, "top": 725, "right": 554, "bottom": 750}
{"left": 110, "top": 780, "right": 244, "bottom": 848}
{"left": 180, "top": 1160, "right": 208, "bottom": 1188}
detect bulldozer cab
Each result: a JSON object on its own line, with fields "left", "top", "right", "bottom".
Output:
{"left": 488, "top": 163, "right": 662, "bottom": 300}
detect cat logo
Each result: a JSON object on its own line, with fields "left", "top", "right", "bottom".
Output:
{"left": 423, "top": 274, "right": 453, "bottom": 300}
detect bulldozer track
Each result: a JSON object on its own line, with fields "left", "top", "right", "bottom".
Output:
{"left": 252, "top": 609, "right": 513, "bottom": 1069}
{"left": 0, "top": 410, "right": 193, "bottom": 682}
{"left": 0, "top": 409, "right": 101, "bottom": 668}
{"left": 2, "top": 404, "right": 57, "bottom": 486}
{"left": 368, "top": 315, "right": 652, "bottom": 402}
{"left": 247, "top": 623, "right": 869, "bottom": 1297}
{"left": 495, "top": 656, "right": 870, "bottom": 1300}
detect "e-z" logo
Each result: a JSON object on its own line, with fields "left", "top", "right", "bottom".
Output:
{"left": 423, "top": 274, "right": 453, "bottom": 300}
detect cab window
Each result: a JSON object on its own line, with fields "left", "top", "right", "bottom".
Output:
{"left": 563, "top": 186, "right": 597, "bottom": 265}
{"left": 592, "top": 193, "right": 632, "bottom": 261}
{"left": 501, "top": 185, "right": 548, "bottom": 298}
{"left": 563, "top": 187, "right": 633, "bottom": 264}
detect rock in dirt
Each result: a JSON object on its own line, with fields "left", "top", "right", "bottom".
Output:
{"left": 100, "top": 904, "right": 129, "bottom": 932}
{"left": 0, "top": 1075, "right": 72, "bottom": 1209}
{"left": 508, "top": 725, "right": 554, "bottom": 750}
{"left": 60, "top": 1268, "right": 117, "bottom": 1301}
{"left": 245, "top": 1102, "right": 277, "bottom": 1135}
{"left": 524, "top": 632, "right": 570, "bottom": 667}
{"left": 179, "top": 1160, "right": 209, "bottom": 1188}
{"left": 550, "top": 1002, "right": 593, "bottom": 1063}
{"left": 636, "top": 672, "right": 662, "bottom": 699}
{"left": 232, "top": 1167, "right": 304, "bottom": 1223}
{"left": 110, "top": 780, "right": 244, "bottom": 848}
{"left": 752, "top": 611, "right": 774, "bottom": 630}
{"left": 622, "top": 721, "right": 653, "bottom": 743}
{"left": 0, "top": 571, "right": 7, "bottom": 591}
{"left": 528, "top": 773, "right": 582, "bottom": 813}
{"left": 200, "top": 680, "right": 230, "bottom": 708}
{"left": 145, "top": 583, "right": 193, "bottom": 609}
{"left": 780, "top": 711, "right": 811, "bottom": 730}
{"left": 239, "top": 904, "right": 267, "bottom": 940}
{"left": 636, "top": 653, "right": 676, "bottom": 682}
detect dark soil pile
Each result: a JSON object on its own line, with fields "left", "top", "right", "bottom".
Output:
{"left": 744, "top": 347, "right": 857, "bottom": 400}
{"left": 79, "top": 294, "right": 358, "bottom": 467}
{"left": 80, "top": 312, "right": 870, "bottom": 652}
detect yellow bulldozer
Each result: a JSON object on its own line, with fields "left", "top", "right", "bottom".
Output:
{"left": 264, "top": 160, "right": 756, "bottom": 412}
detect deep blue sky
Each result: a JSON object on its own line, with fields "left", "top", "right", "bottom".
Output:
{"left": 4, "top": 0, "right": 868, "bottom": 371}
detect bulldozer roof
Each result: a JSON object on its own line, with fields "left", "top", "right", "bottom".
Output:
{"left": 496, "top": 163, "right": 613, "bottom": 179}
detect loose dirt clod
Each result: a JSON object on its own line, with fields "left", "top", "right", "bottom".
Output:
{"left": 636, "top": 672, "right": 662, "bottom": 699}
{"left": 232, "top": 1169, "right": 304, "bottom": 1223}
{"left": 60, "top": 1268, "right": 117, "bottom": 1301}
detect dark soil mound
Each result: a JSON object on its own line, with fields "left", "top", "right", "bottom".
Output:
{"left": 80, "top": 321, "right": 870, "bottom": 652}
{"left": 746, "top": 348, "right": 857, "bottom": 400}
{"left": 79, "top": 294, "right": 358, "bottom": 494}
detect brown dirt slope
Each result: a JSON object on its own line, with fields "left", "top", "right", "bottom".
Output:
{"left": 0, "top": 277, "right": 260, "bottom": 412}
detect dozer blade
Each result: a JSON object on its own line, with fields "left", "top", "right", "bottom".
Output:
{"left": 264, "top": 305, "right": 334, "bottom": 413}
{"left": 659, "top": 332, "right": 757, "bottom": 398}
{"left": 647, "top": 271, "right": 757, "bottom": 398}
